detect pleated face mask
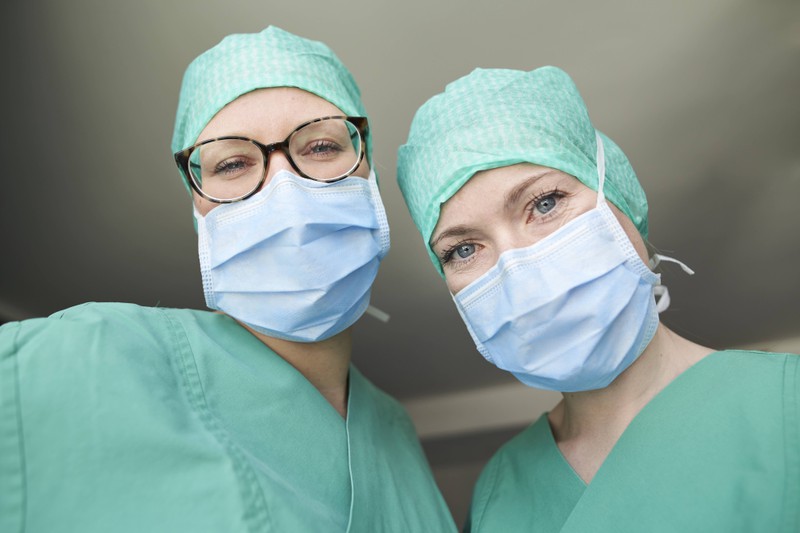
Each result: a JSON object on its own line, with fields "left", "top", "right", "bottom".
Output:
{"left": 195, "top": 169, "right": 390, "bottom": 342}
{"left": 453, "top": 134, "right": 661, "bottom": 392}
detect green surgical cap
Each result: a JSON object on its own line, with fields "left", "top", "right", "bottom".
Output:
{"left": 172, "top": 26, "right": 370, "bottom": 165}
{"left": 397, "top": 66, "right": 648, "bottom": 274}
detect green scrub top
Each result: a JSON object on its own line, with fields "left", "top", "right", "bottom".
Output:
{"left": 0, "top": 302, "right": 457, "bottom": 532}
{"left": 466, "top": 350, "right": 800, "bottom": 533}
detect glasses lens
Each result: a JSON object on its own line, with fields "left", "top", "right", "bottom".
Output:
{"left": 188, "top": 139, "right": 264, "bottom": 200}
{"left": 289, "top": 118, "right": 362, "bottom": 181}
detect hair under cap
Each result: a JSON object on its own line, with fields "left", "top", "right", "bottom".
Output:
{"left": 172, "top": 26, "right": 370, "bottom": 165}
{"left": 397, "top": 66, "right": 648, "bottom": 274}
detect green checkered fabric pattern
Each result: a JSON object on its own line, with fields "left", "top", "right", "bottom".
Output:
{"left": 172, "top": 26, "right": 370, "bottom": 160}
{"left": 397, "top": 66, "right": 648, "bottom": 274}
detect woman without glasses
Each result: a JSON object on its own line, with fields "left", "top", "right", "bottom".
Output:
{"left": 397, "top": 66, "right": 799, "bottom": 532}
{"left": 0, "top": 27, "right": 456, "bottom": 532}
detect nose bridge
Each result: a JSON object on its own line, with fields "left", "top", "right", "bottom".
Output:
{"left": 494, "top": 225, "right": 531, "bottom": 256}
{"left": 264, "top": 143, "right": 295, "bottom": 180}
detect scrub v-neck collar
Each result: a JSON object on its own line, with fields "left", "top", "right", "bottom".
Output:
{"left": 544, "top": 350, "right": 723, "bottom": 489}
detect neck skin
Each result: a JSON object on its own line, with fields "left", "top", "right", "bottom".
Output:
{"left": 548, "top": 322, "right": 713, "bottom": 483}
{"left": 238, "top": 321, "right": 352, "bottom": 419}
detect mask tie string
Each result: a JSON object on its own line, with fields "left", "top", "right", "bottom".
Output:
{"left": 366, "top": 305, "right": 390, "bottom": 323}
{"left": 649, "top": 253, "right": 695, "bottom": 313}
{"left": 596, "top": 131, "right": 695, "bottom": 315}
{"left": 594, "top": 131, "right": 607, "bottom": 208}
{"left": 650, "top": 253, "right": 695, "bottom": 275}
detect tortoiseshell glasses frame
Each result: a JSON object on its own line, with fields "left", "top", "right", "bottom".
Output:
{"left": 173, "top": 115, "right": 369, "bottom": 204}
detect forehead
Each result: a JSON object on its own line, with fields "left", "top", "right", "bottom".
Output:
{"left": 457, "top": 163, "right": 551, "bottom": 197}
{"left": 196, "top": 87, "right": 344, "bottom": 142}
{"left": 438, "top": 163, "right": 568, "bottom": 215}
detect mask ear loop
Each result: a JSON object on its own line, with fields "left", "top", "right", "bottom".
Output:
{"left": 652, "top": 286, "right": 670, "bottom": 313}
{"left": 648, "top": 251, "right": 696, "bottom": 314}
{"left": 596, "top": 131, "right": 696, "bottom": 314}
{"left": 363, "top": 167, "right": 391, "bottom": 324}
{"left": 649, "top": 253, "right": 695, "bottom": 275}
{"left": 365, "top": 305, "right": 390, "bottom": 323}
{"left": 594, "top": 131, "right": 607, "bottom": 208}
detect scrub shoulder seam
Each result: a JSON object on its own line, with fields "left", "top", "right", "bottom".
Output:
{"left": 157, "top": 308, "right": 272, "bottom": 532}
{"left": 781, "top": 353, "right": 800, "bottom": 533}
{"left": 0, "top": 321, "right": 26, "bottom": 533}
{"left": 470, "top": 449, "right": 504, "bottom": 531}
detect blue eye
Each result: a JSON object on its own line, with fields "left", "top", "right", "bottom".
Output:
{"left": 455, "top": 243, "right": 476, "bottom": 259}
{"left": 535, "top": 194, "right": 558, "bottom": 214}
{"left": 216, "top": 159, "right": 248, "bottom": 174}
{"left": 308, "top": 140, "right": 343, "bottom": 157}
{"left": 440, "top": 241, "right": 481, "bottom": 267}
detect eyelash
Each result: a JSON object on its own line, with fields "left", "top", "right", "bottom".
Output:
{"left": 438, "top": 187, "right": 568, "bottom": 267}
{"left": 440, "top": 239, "right": 476, "bottom": 267}
{"left": 526, "top": 188, "right": 566, "bottom": 221}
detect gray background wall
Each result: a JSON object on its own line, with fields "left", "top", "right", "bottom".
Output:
{"left": 2, "top": 0, "right": 799, "bottom": 526}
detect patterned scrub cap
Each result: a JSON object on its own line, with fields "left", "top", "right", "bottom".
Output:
{"left": 172, "top": 26, "right": 371, "bottom": 173}
{"left": 397, "top": 66, "right": 648, "bottom": 275}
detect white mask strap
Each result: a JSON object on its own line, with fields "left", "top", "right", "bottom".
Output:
{"left": 594, "top": 131, "right": 607, "bottom": 207}
{"left": 650, "top": 253, "right": 694, "bottom": 314}
{"left": 653, "top": 285, "right": 671, "bottom": 313}
{"left": 649, "top": 253, "right": 695, "bottom": 275}
{"left": 596, "top": 132, "right": 691, "bottom": 316}
{"left": 366, "top": 305, "right": 390, "bottom": 323}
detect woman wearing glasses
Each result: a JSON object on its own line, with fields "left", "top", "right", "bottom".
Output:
{"left": 0, "top": 27, "right": 455, "bottom": 532}
{"left": 397, "top": 67, "right": 799, "bottom": 532}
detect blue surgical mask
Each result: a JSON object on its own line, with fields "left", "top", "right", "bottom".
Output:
{"left": 453, "top": 134, "right": 664, "bottom": 392}
{"left": 195, "top": 169, "right": 390, "bottom": 342}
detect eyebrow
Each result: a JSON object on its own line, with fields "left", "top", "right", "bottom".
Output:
{"left": 504, "top": 169, "right": 558, "bottom": 211}
{"left": 430, "top": 224, "right": 479, "bottom": 251}
{"left": 429, "top": 169, "right": 558, "bottom": 250}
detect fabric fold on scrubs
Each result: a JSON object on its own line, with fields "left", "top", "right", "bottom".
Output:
{"left": 465, "top": 350, "right": 800, "bottom": 533}
{"left": 0, "top": 303, "right": 456, "bottom": 533}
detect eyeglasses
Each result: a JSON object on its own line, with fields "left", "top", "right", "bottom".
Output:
{"left": 174, "top": 116, "right": 368, "bottom": 203}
